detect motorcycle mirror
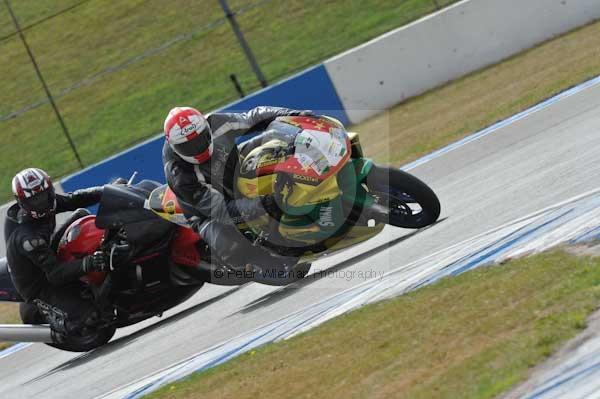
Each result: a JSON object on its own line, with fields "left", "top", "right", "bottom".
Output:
{"left": 127, "top": 171, "right": 138, "bottom": 185}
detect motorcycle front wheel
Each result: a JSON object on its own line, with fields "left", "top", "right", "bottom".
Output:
{"left": 365, "top": 165, "right": 440, "bottom": 229}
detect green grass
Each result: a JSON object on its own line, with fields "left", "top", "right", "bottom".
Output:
{"left": 0, "top": 0, "right": 456, "bottom": 201}
{"left": 0, "top": 303, "right": 21, "bottom": 350}
{"left": 146, "top": 249, "right": 600, "bottom": 399}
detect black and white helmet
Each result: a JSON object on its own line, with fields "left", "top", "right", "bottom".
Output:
{"left": 12, "top": 168, "right": 56, "bottom": 219}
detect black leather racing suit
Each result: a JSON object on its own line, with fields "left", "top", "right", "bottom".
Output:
{"left": 162, "top": 106, "right": 307, "bottom": 277}
{"left": 5, "top": 187, "right": 103, "bottom": 326}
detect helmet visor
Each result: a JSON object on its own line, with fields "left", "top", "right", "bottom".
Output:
{"left": 22, "top": 188, "right": 55, "bottom": 214}
{"left": 173, "top": 132, "right": 212, "bottom": 158}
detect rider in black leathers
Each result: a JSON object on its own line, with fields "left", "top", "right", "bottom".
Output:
{"left": 162, "top": 106, "right": 311, "bottom": 282}
{"left": 5, "top": 168, "right": 108, "bottom": 331}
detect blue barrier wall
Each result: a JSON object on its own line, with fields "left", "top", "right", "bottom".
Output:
{"left": 221, "top": 64, "right": 348, "bottom": 123}
{"left": 60, "top": 134, "right": 165, "bottom": 193}
{"left": 60, "top": 64, "right": 347, "bottom": 192}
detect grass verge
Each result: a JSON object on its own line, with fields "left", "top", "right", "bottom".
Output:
{"left": 146, "top": 249, "right": 600, "bottom": 399}
{"left": 0, "top": 303, "right": 21, "bottom": 350}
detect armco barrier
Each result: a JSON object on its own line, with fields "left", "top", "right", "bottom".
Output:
{"left": 60, "top": 64, "right": 347, "bottom": 192}
{"left": 324, "top": 0, "right": 600, "bottom": 123}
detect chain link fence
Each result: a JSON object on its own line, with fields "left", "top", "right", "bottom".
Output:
{"left": 0, "top": 0, "right": 456, "bottom": 200}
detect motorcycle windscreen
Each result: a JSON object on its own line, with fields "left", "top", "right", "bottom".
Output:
{"left": 96, "top": 184, "right": 159, "bottom": 229}
{"left": 96, "top": 184, "right": 175, "bottom": 244}
{"left": 0, "top": 257, "right": 23, "bottom": 302}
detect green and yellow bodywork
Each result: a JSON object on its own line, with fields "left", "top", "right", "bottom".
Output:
{"left": 148, "top": 118, "right": 384, "bottom": 260}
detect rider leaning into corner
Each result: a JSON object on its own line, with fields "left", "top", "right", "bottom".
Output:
{"left": 5, "top": 168, "right": 109, "bottom": 332}
{"left": 162, "top": 106, "right": 313, "bottom": 283}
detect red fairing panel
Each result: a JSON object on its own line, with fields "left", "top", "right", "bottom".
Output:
{"left": 57, "top": 215, "right": 107, "bottom": 286}
{"left": 170, "top": 226, "right": 203, "bottom": 267}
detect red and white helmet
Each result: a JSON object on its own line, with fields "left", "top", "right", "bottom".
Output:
{"left": 12, "top": 168, "right": 56, "bottom": 219}
{"left": 164, "top": 107, "right": 213, "bottom": 164}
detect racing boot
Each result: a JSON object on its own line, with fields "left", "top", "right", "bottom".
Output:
{"left": 195, "top": 220, "right": 310, "bottom": 285}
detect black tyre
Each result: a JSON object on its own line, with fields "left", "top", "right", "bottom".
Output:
{"left": 47, "top": 326, "right": 116, "bottom": 352}
{"left": 365, "top": 165, "right": 440, "bottom": 229}
{"left": 21, "top": 303, "right": 116, "bottom": 352}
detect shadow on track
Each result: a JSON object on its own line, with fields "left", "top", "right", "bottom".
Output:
{"left": 26, "top": 286, "right": 243, "bottom": 382}
{"left": 231, "top": 219, "right": 446, "bottom": 316}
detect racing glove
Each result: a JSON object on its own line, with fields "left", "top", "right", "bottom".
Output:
{"left": 82, "top": 251, "right": 109, "bottom": 273}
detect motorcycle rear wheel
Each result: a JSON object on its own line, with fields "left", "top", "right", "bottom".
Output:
{"left": 21, "top": 303, "right": 117, "bottom": 352}
{"left": 365, "top": 165, "right": 440, "bottom": 229}
{"left": 47, "top": 326, "right": 116, "bottom": 352}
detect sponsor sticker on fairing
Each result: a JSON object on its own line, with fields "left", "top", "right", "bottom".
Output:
{"left": 293, "top": 129, "right": 347, "bottom": 176}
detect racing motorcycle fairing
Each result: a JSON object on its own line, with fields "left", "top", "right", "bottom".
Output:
{"left": 232, "top": 116, "right": 380, "bottom": 250}
{"left": 236, "top": 116, "right": 352, "bottom": 209}
{"left": 147, "top": 184, "right": 190, "bottom": 228}
{"left": 170, "top": 226, "right": 203, "bottom": 268}
{"left": 58, "top": 215, "right": 104, "bottom": 261}
{"left": 57, "top": 215, "right": 107, "bottom": 286}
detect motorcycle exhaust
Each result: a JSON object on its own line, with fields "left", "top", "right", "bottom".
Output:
{"left": 0, "top": 324, "right": 54, "bottom": 343}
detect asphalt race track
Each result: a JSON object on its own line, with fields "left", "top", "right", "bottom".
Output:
{"left": 1, "top": 80, "right": 600, "bottom": 398}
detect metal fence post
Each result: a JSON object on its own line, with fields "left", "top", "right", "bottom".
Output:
{"left": 218, "top": 0, "right": 268, "bottom": 88}
{"left": 4, "top": 0, "right": 84, "bottom": 169}
{"left": 229, "top": 74, "right": 246, "bottom": 98}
